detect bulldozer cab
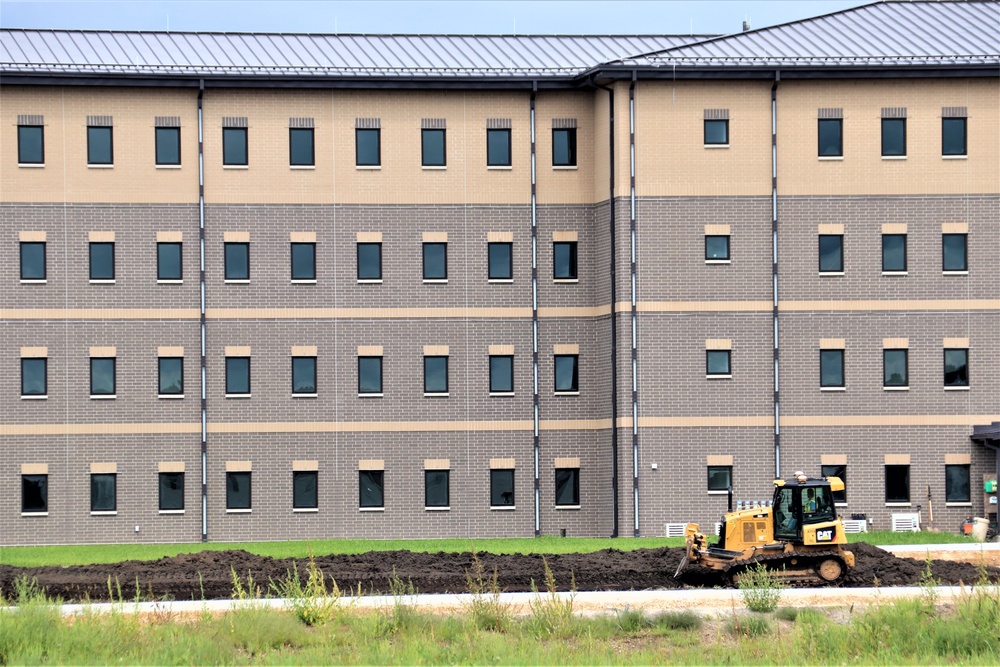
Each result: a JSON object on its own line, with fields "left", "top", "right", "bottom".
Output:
{"left": 773, "top": 479, "right": 837, "bottom": 541}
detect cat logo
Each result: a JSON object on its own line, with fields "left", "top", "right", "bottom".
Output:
{"left": 816, "top": 529, "right": 834, "bottom": 542}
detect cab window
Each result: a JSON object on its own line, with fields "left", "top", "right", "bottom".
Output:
{"left": 802, "top": 486, "right": 835, "bottom": 524}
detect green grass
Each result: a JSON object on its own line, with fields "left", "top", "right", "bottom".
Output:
{"left": 847, "top": 530, "right": 973, "bottom": 545}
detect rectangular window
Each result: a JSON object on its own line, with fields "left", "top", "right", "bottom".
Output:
{"left": 21, "top": 358, "right": 48, "bottom": 396}
{"left": 89, "top": 242, "right": 115, "bottom": 281}
{"left": 159, "top": 472, "right": 184, "bottom": 511}
{"left": 818, "top": 118, "right": 843, "bottom": 157}
{"left": 20, "top": 241, "right": 46, "bottom": 281}
{"left": 707, "top": 466, "right": 732, "bottom": 492}
{"left": 357, "top": 242, "right": 382, "bottom": 281}
{"left": 158, "top": 357, "right": 184, "bottom": 395}
{"left": 881, "top": 118, "right": 906, "bottom": 157}
{"left": 289, "top": 127, "right": 315, "bottom": 166}
{"left": 885, "top": 465, "right": 910, "bottom": 503}
{"left": 942, "top": 234, "right": 967, "bottom": 272}
{"left": 157, "top": 242, "right": 182, "bottom": 281}
{"left": 293, "top": 471, "right": 318, "bottom": 509}
{"left": 358, "top": 356, "right": 383, "bottom": 395}
{"left": 489, "top": 355, "right": 514, "bottom": 393}
{"left": 883, "top": 349, "right": 908, "bottom": 388}
{"left": 225, "top": 357, "right": 250, "bottom": 395}
{"left": 155, "top": 127, "right": 181, "bottom": 165}
{"left": 22, "top": 474, "right": 48, "bottom": 513}
{"left": 291, "top": 242, "right": 316, "bottom": 281}
{"left": 554, "top": 355, "right": 579, "bottom": 393}
{"left": 90, "top": 358, "right": 116, "bottom": 396}
{"left": 881, "top": 234, "right": 907, "bottom": 272}
{"left": 488, "top": 242, "right": 512, "bottom": 280}
{"left": 421, "top": 128, "right": 446, "bottom": 167}
{"left": 355, "top": 128, "right": 380, "bottom": 166}
{"left": 425, "top": 470, "right": 450, "bottom": 508}
{"left": 90, "top": 473, "right": 116, "bottom": 512}
{"left": 942, "top": 117, "right": 967, "bottom": 156}
{"left": 490, "top": 469, "right": 515, "bottom": 507}
{"left": 292, "top": 356, "right": 317, "bottom": 394}
{"left": 18, "top": 125, "right": 45, "bottom": 164}
{"left": 223, "top": 127, "right": 248, "bottom": 166}
{"left": 553, "top": 242, "right": 578, "bottom": 279}
{"left": 704, "top": 119, "right": 729, "bottom": 145}
{"left": 820, "top": 464, "right": 847, "bottom": 503}
{"left": 423, "top": 242, "right": 447, "bottom": 280}
{"left": 820, "top": 350, "right": 845, "bottom": 388}
{"left": 487, "top": 128, "right": 511, "bottom": 166}
{"left": 943, "top": 349, "right": 969, "bottom": 387}
{"left": 224, "top": 242, "right": 249, "bottom": 281}
{"left": 706, "top": 350, "right": 731, "bottom": 377}
{"left": 818, "top": 235, "right": 843, "bottom": 273}
{"left": 87, "top": 126, "right": 113, "bottom": 165}
{"left": 552, "top": 128, "right": 577, "bottom": 166}
{"left": 226, "top": 471, "right": 251, "bottom": 510}
{"left": 945, "top": 464, "right": 971, "bottom": 503}
{"left": 359, "top": 470, "right": 384, "bottom": 508}
{"left": 705, "top": 235, "right": 730, "bottom": 261}
{"left": 424, "top": 356, "right": 448, "bottom": 395}
{"left": 555, "top": 468, "right": 580, "bottom": 506}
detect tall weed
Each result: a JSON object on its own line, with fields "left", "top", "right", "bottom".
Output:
{"left": 464, "top": 550, "right": 513, "bottom": 632}
{"left": 737, "top": 563, "right": 784, "bottom": 613}
{"left": 270, "top": 555, "right": 344, "bottom": 626}
{"left": 525, "top": 557, "right": 576, "bottom": 638}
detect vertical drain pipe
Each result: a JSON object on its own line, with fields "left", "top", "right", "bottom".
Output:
{"left": 530, "top": 84, "right": 541, "bottom": 537}
{"left": 198, "top": 80, "right": 208, "bottom": 542}
{"left": 628, "top": 74, "right": 640, "bottom": 537}
{"left": 771, "top": 72, "right": 781, "bottom": 480}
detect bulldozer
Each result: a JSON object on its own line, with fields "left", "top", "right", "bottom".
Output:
{"left": 674, "top": 473, "right": 856, "bottom": 586}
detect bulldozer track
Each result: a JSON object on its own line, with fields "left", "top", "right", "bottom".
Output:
{"left": 723, "top": 549, "right": 849, "bottom": 588}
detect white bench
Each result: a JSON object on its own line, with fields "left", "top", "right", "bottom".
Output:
{"left": 891, "top": 513, "right": 920, "bottom": 532}
{"left": 664, "top": 523, "right": 688, "bottom": 538}
{"left": 842, "top": 519, "right": 868, "bottom": 533}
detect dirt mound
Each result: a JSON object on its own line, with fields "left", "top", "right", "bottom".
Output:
{"left": 1, "top": 544, "right": 996, "bottom": 603}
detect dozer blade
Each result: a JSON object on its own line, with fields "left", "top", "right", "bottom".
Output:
{"left": 673, "top": 553, "right": 689, "bottom": 579}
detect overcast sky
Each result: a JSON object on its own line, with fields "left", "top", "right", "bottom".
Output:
{"left": 1, "top": 1, "right": 866, "bottom": 35}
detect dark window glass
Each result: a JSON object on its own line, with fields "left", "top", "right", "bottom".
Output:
{"left": 291, "top": 242, "right": 316, "bottom": 281}
{"left": 293, "top": 471, "right": 318, "bottom": 509}
{"left": 555, "top": 468, "right": 580, "bottom": 506}
{"left": 489, "top": 355, "right": 514, "bottom": 393}
{"left": 357, "top": 243, "right": 382, "bottom": 280}
{"left": 423, "top": 242, "right": 447, "bottom": 280}
{"left": 90, "top": 358, "right": 116, "bottom": 395}
{"left": 90, "top": 473, "right": 116, "bottom": 512}
{"left": 424, "top": 356, "right": 448, "bottom": 394}
{"left": 942, "top": 118, "right": 966, "bottom": 156}
{"left": 490, "top": 469, "right": 515, "bottom": 507}
{"left": 89, "top": 242, "right": 115, "bottom": 280}
{"left": 944, "top": 349, "right": 969, "bottom": 387}
{"left": 292, "top": 356, "right": 317, "bottom": 394}
{"left": 706, "top": 350, "right": 731, "bottom": 376}
{"left": 945, "top": 464, "right": 970, "bottom": 503}
{"left": 158, "top": 357, "right": 184, "bottom": 395}
{"left": 881, "top": 118, "right": 906, "bottom": 157}
{"left": 225, "top": 357, "right": 250, "bottom": 395}
{"left": 820, "top": 464, "right": 847, "bottom": 504}
{"left": 22, "top": 474, "right": 48, "bottom": 513}
{"left": 881, "top": 234, "right": 906, "bottom": 272}
{"left": 421, "top": 128, "right": 446, "bottom": 167}
{"left": 818, "top": 235, "right": 843, "bottom": 273}
{"left": 356, "top": 128, "right": 380, "bottom": 166}
{"left": 159, "top": 472, "right": 184, "bottom": 511}
{"left": 21, "top": 358, "right": 47, "bottom": 396}
{"left": 87, "top": 126, "right": 113, "bottom": 164}
{"left": 820, "top": 350, "right": 845, "bottom": 388}
{"left": 553, "top": 242, "right": 578, "bottom": 279}
{"left": 157, "top": 242, "right": 182, "bottom": 281}
{"left": 18, "top": 126, "right": 44, "bottom": 164}
{"left": 425, "top": 470, "right": 450, "bottom": 507}
{"left": 20, "top": 242, "right": 46, "bottom": 280}
{"left": 705, "top": 236, "right": 730, "bottom": 261}
{"left": 155, "top": 127, "right": 180, "bottom": 165}
{"left": 224, "top": 242, "right": 249, "bottom": 281}
{"left": 358, "top": 356, "right": 383, "bottom": 394}
{"left": 359, "top": 470, "right": 384, "bottom": 508}
{"left": 223, "top": 128, "right": 248, "bottom": 166}
{"left": 226, "top": 471, "right": 251, "bottom": 509}
{"left": 554, "top": 355, "right": 579, "bottom": 393}
{"left": 707, "top": 466, "right": 732, "bottom": 492}
{"left": 488, "top": 242, "right": 512, "bottom": 280}
{"left": 818, "top": 119, "right": 843, "bottom": 157}
{"left": 942, "top": 234, "right": 967, "bottom": 272}
{"left": 487, "top": 128, "right": 511, "bottom": 166}
{"left": 883, "top": 349, "right": 908, "bottom": 387}
{"left": 552, "top": 128, "right": 577, "bottom": 166}
{"left": 289, "top": 128, "right": 314, "bottom": 166}
{"left": 704, "top": 119, "right": 728, "bottom": 145}
{"left": 885, "top": 465, "right": 910, "bottom": 503}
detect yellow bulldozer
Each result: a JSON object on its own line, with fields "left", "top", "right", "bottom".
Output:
{"left": 674, "top": 473, "right": 856, "bottom": 586}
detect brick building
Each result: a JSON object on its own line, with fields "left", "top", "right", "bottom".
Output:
{"left": 2, "top": 1, "right": 998, "bottom": 545}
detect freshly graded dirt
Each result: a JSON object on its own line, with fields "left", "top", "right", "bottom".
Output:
{"left": 1, "top": 543, "right": 996, "bottom": 603}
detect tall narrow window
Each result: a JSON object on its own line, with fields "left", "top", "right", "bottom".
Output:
{"left": 90, "top": 358, "right": 116, "bottom": 396}
{"left": 704, "top": 119, "right": 729, "bottom": 145}
{"left": 818, "top": 235, "right": 843, "bottom": 273}
{"left": 87, "top": 126, "right": 113, "bottom": 165}
{"left": 423, "top": 242, "right": 447, "bottom": 281}
{"left": 818, "top": 119, "right": 843, "bottom": 157}
{"left": 942, "top": 234, "right": 967, "bottom": 272}
{"left": 489, "top": 355, "right": 514, "bottom": 394}
{"left": 90, "top": 473, "right": 116, "bottom": 512}
{"left": 359, "top": 470, "right": 384, "bottom": 508}
{"left": 881, "top": 118, "right": 906, "bottom": 157}
{"left": 883, "top": 349, "right": 908, "bottom": 388}
{"left": 89, "top": 242, "right": 115, "bottom": 281}
{"left": 555, "top": 468, "right": 580, "bottom": 506}
{"left": 820, "top": 464, "right": 847, "bottom": 503}
{"left": 292, "top": 356, "right": 317, "bottom": 395}
{"left": 945, "top": 465, "right": 970, "bottom": 503}
{"left": 421, "top": 128, "right": 446, "bottom": 167}
{"left": 226, "top": 471, "right": 251, "bottom": 510}
{"left": 487, "top": 128, "right": 511, "bottom": 166}
{"left": 289, "top": 127, "right": 315, "bottom": 166}
{"left": 488, "top": 242, "right": 512, "bottom": 280}
{"left": 18, "top": 125, "right": 44, "bottom": 164}
{"left": 490, "top": 469, "right": 515, "bottom": 507}
{"left": 22, "top": 474, "right": 48, "bottom": 513}
{"left": 222, "top": 127, "right": 248, "bottom": 166}
{"left": 159, "top": 472, "right": 184, "bottom": 511}
{"left": 885, "top": 465, "right": 910, "bottom": 503}
{"left": 21, "top": 358, "right": 47, "bottom": 397}
{"left": 424, "top": 356, "right": 449, "bottom": 395}
{"left": 881, "top": 234, "right": 907, "bottom": 273}
{"left": 20, "top": 242, "right": 46, "bottom": 281}
{"left": 225, "top": 357, "right": 250, "bottom": 395}
{"left": 553, "top": 242, "right": 578, "bottom": 280}
{"left": 820, "top": 350, "right": 845, "bottom": 388}
{"left": 357, "top": 242, "right": 382, "bottom": 281}
{"left": 552, "top": 128, "right": 577, "bottom": 166}
{"left": 943, "top": 349, "right": 969, "bottom": 387}
{"left": 425, "top": 470, "right": 450, "bottom": 508}
{"left": 942, "top": 117, "right": 967, "bottom": 156}
{"left": 707, "top": 466, "right": 732, "bottom": 492}
{"left": 356, "top": 128, "right": 380, "bottom": 166}
{"left": 358, "top": 356, "right": 383, "bottom": 395}
{"left": 158, "top": 357, "right": 184, "bottom": 396}
{"left": 706, "top": 350, "right": 732, "bottom": 377}
{"left": 554, "top": 355, "right": 579, "bottom": 393}
{"left": 293, "top": 471, "right": 318, "bottom": 509}
{"left": 155, "top": 127, "right": 181, "bottom": 165}
{"left": 224, "top": 242, "right": 249, "bottom": 281}
{"left": 157, "top": 242, "right": 182, "bottom": 281}
{"left": 291, "top": 242, "right": 316, "bottom": 281}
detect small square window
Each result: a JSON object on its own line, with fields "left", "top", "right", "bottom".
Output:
{"left": 885, "top": 464, "right": 909, "bottom": 503}
{"left": 488, "top": 242, "right": 512, "bottom": 280}
{"left": 22, "top": 474, "right": 48, "bottom": 513}
{"left": 155, "top": 127, "right": 181, "bottom": 165}
{"left": 555, "top": 468, "right": 580, "bottom": 506}
{"left": 89, "top": 242, "right": 115, "bottom": 281}
{"left": 943, "top": 349, "right": 969, "bottom": 387}
{"left": 424, "top": 356, "right": 448, "bottom": 394}
{"left": 942, "top": 234, "right": 967, "bottom": 272}
{"left": 820, "top": 350, "right": 844, "bottom": 388}
{"left": 87, "top": 126, "right": 113, "bottom": 165}
{"left": 422, "top": 128, "right": 446, "bottom": 167}
{"left": 358, "top": 356, "right": 383, "bottom": 395}
{"left": 158, "top": 357, "right": 184, "bottom": 395}
{"left": 293, "top": 471, "right": 318, "bottom": 509}
{"left": 883, "top": 349, "right": 908, "bottom": 388}
{"left": 553, "top": 242, "right": 578, "bottom": 279}
{"left": 425, "top": 470, "right": 450, "bottom": 508}
{"left": 707, "top": 465, "right": 732, "bottom": 492}
{"left": 357, "top": 242, "right": 382, "bottom": 280}
{"left": 881, "top": 118, "right": 906, "bottom": 157}
{"left": 489, "top": 355, "right": 514, "bottom": 393}
{"left": 487, "top": 128, "right": 511, "bottom": 166}
{"left": 225, "top": 357, "right": 251, "bottom": 395}
{"left": 945, "top": 464, "right": 970, "bottom": 503}
{"left": 224, "top": 242, "right": 249, "bottom": 280}
{"left": 881, "top": 234, "right": 907, "bottom": 272}
{"left": 818, "top": 119, "right": 843, "bottom": 157}
{"left": 704, "top": 119, "right": 728, "bottom": 145}
{"left": 552, "top": 128, "right": 576, "bottom": 166}
{"left": 223, "top": 128, "right": 248, "bottom": 166}
{"left": 356, "top": 128, "right": 380, "bottom": 166}
{"left": 820, "top": 464, "right": 847, "bottom": 503}
{"left": 91, "top": 473, "right": 116, "bottom": 512}
{"left": 90, "top": 357, "right": 116, "bottom": 396}
{"left": 289, "top": 128, "right": 315, "bottom": 166}
{"left": 818, "top": 235, "right": 843, "bottom": 273}
{"left": 423, "top": 242, "right": 447, "bottom": 280}
{"left": 359, "top": 470, "right": 384, "bottom": 508}
{"left": 159, "top": 472, "right": 184, "bottom": 511}
{"left": 705, "top": 235, "right": 730, "bottom": 261}
{"left": 292, "top": 356, "right": 317, "bottom": 394}
{"left": 942, "top": 118, "right": 966, "bottom": 156}
{"left": 21, "top": 358, "right": 47, "bottom": 396}
{"left": 226, "top": 471, "right": 251, "bottom": 510}
{"left": 20, "top": 241, "right": 46, "bottom": 280}
{"left": 490, "top": 469, "right": 515, "bottom": 507}
{"left": 706, "top": 350, "right": 731, "bottom": 377}
{"left": 554, "top": 354, "right": 579, "bottom": 393}
{"left": 157, "top": 242, "right": 182, "bottom": 281}
{"left": 18, "top": 125, "right": 44, "bottom": 164}
{"left": 291, "top": 242, "right": 316, "bottom": 281}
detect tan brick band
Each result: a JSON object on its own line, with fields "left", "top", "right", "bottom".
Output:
{"left": 941, "top": 223, "right": 968, "bottom": 234}
{"left": 89, "top": 346, "right": 116, "bottom": 357}
{"left": 20, "top": 347, "right": 48, "bottom": 358}
{"left": 424, "top": 459, "right": 450, "bottom": 470}
{"left": 553, "top": 344, "right": 579, "bottom": 355}
{"left": 638, "top": 301, "right": 772, "bottom": 313}
{"left": 21, "top": 463, "right": 48, "bottom": 474}
{"left": 224, "top": 231, "right": 250, "bottom": 243}
{"left": 89, "top": 231, "right": 115, "bottom": 242}
{"left": 290, "top": 232, "right": 316, "bottom": 243}
{"left": 541, "top": 419, "right": 613, "bottom": 431}
{"left": 554, "top": 457, "right": 580, "bottom": 468}
{"left": 705, "top": 339, "right": 732, "bottom": 350}
{"left": 156, "top": 231, "right": 183, "bottom": 242}
{"left": 885, "top": 454, "right": 910, "bottom": 465}
{"left": 490, "top": 458, "right": 515, "bottom": 469}
{"left": 780, "top": 300, "right": 1000, "bottom": 312}
{"left": 1, "top": 423, "right": 201, "bottom": 436}
{"left": 291, "top": 346, "right": 317, "bottom": 357}
{"left": 881, "top": 223, "right": 907, "bottom": 234}
{"left": 1, "top": 309, "right": 200, "bottom": 320}
{"left": 944, "top": 454, "right": 971, "bottom": 465}
{"left": 19, "top": 231, "right": 47, "bottom": 242}
{"left": 707, "top": 455, "right": 733, "bottom": 466}
{"left": 552, "top": 230, "right": 578, "bottom": 242}
{"left": 359, "top": 460, "right": 384, "bottom": 471}
{"left": 158, "top": 462, "right": 185, "bottom": 473}
{"left": 356, "top": 231, "right": 382, "bottom": 242}
{"left": 489, "top": 345, "right": 514, "bottom": 355}
{"left": 704, "top": 224, "right": 731, "bottom": 235}
{"left": 541, "top": 306, "right": 612, "bottom": 318}
{"left": 821, "top": 454, "right": 847, "bottom": 465}
{"left": 817, "top": 224, "right": 844, "bottom": 235}
{"left": 206, "top": 307, "right": 534, "bottom": 320}
{"left": 357, "top": 345, "right": 383, "bottom": 356}
{"left": 224, "top": 346, "right": 251, "bottom": 356}
{"left": 488, "top": 231, "right": 513, "bottom": 242}
{"left": 422, "top": 232, "right": 448, "bottom": 242}
{"left": 782, "top": 415, "right": 1000, "bottom": 427}
{"left": 638, "top": 416, "right": 774, "bottom": 428}
{"left": 883, "top": 338, "right": 909, "bottom": 349}
{"left": 208, "top": 420, "right": 533, "bottom": 434}
{"left": 819, "top": 339, "right": 846, "bottom": 349}
{"left": 943, "top": 338, "right": 969, "bottom": 348}
{"left": 292, "top": 460, "right": 319, "bottom": 471}
{"left": 423, "top": 345, "right": 449, "bottom": 356}
{"left": 90, "top": 462, "right": 117, "bottom": 474}
{"left": 157, "top": 346, "right": 184, "bottom": 357}
{"left": 226, "top": 461, "right": 252, "bottom": 472}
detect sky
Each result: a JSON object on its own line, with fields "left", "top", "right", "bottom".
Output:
{"left": 0, "top": 0, "right": 867, "bottom": 35}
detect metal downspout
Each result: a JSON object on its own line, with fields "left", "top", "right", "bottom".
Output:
{"left": 771, "top": 72, "right": 781, "bottom": 480}
{"left": 530, "top": 84, "right": 541, "bottom": 536}
{"left": 628, "top": 74, "right": 640, "bottom": 537}
{"left": 198, "top": 80, "right": 208, "bottom": 542}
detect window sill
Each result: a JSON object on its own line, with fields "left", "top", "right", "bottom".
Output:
{"left": 357, "top": 279, "right": 383, "bottom": 284}
{"left": 87, "top": 164, "right": 114, "bottom": 169}
{"left": 359, "top": 507, "right": 385, "bottom": 512}
{"left": 489, "top": 392, "right": 515, "bottom": 397}
{"left": 22, "top": 512, "right": 49, "bottom": 517}
{"left": 293, "top": 508, "right": 319, "bottom": 513}
{"left": 423, "top": 279, "right": 448, "bottom": 284}
{"left": 290, "top": 165, "right": 316, "bottom": 170}
{"left": 225, "top": 393, "right": 251, "bottom": 399}
{"left": 881, "top": 271, "right": 908, "bottom": 276}
{"left": 422, "top": 165, "right": 447, "bottom": 170}
{"left": 21, "top": 395, "right": 48, "bottom": 400}
{"left": 942, "top": 155, "right": 968, "bottom": 160}
{"left": 356, "top": 165, "right": 381, "bottom": 170}
{"left": 707, "top": 490, "right": 730, "bottom": 495}
{"left": 835, "top": 502, "right": 848, "bottom": 507}
{"left": 819, "top": 272, "right": 845, "bottom": 277}
{"left": 91, "top": 511, "right": 117, "bottom": 516}
{"left": 944, "top": 386, "right": 970, "bottom": 391}
{"left": 705, "top": 259, "right": 731, "bottom": 265}
{"left": 158, "top": 394, "right": 185, "bottom": 399}
{"left": 293, "top": 393, "right": 318, "bottom": 398}
{"left": 942, "top": 271, "right": 968, "bottom": 276}
{"left": 946, "top": 502, "right": 972, "bottom": 507}
{"left": 292, "top": 279, "right": 317, "bottom": 284}
{"left": 157, "top": 279, "right": 184, "bottom": 284}
{"left": 555, "top": 505, "right": 581, "bottom": 510}
{"left": 885, "top": 502, "right": 912, "bottom": 507}
{"left": 155, "top": 164, "right": 182, "bottom": 169}
{"left": 553, "top": 278, "right": 579, "bottom": 283}
{"left": 224, "top": 279, "right": 250, "bottom": 284}
{"left": 226, "top": 508, "right": 252, "bottom": 513}
{"left": 18, "top": 163, "right": 46, "bottom": 168}
{"left": 425, "top": 506, "right": 450, "bottom": 511}
{"left": 424, "top": 392, "right": 450, "bottom": 398}
{"left": 20, "top": 279, "right": 47, "bottom": 284}
{"left": 706, "top": 375, "right": 732, "bottom": 380}
{"left": 488, "top": 278, "right": 513, "bottom": 284}
{"left": 883, "top": 386, "right": 909, "bottom": 391}
{"left": 223, "top": 165, "right": 249, "bottom": 170}
{"left": 554, "top": 391, "right": 580, "bottom": 396}
{"left": 552, "top": 165, "right": 578, "bottom": 170}
{"left": 817, "top": 156, "right": 844, "bottom": 161}
{"left": 89, "top": 279, "right": 116, "bottom": 284}
{"left": 881, "top": 156, "right": 907, "bottom": 160}
{"left": 704, "top": 144, "right": 729, "bottom": 149}
{"left": 820, "top": 387, "right": 846, "bottom": 392}
{"left": 358, "top": 393, "right": 384, "bottom": 398}
{"left": 490, "top": 505, "right": 516, "bottom": 511}
{"left": 90, "top": 394, "right": 117, "bottom": 400}
{"left": 159, "top": 509, "right": 185, "bottom": 514}
{"left": 487, "top": 165, "right": 513, "bottom": 170}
